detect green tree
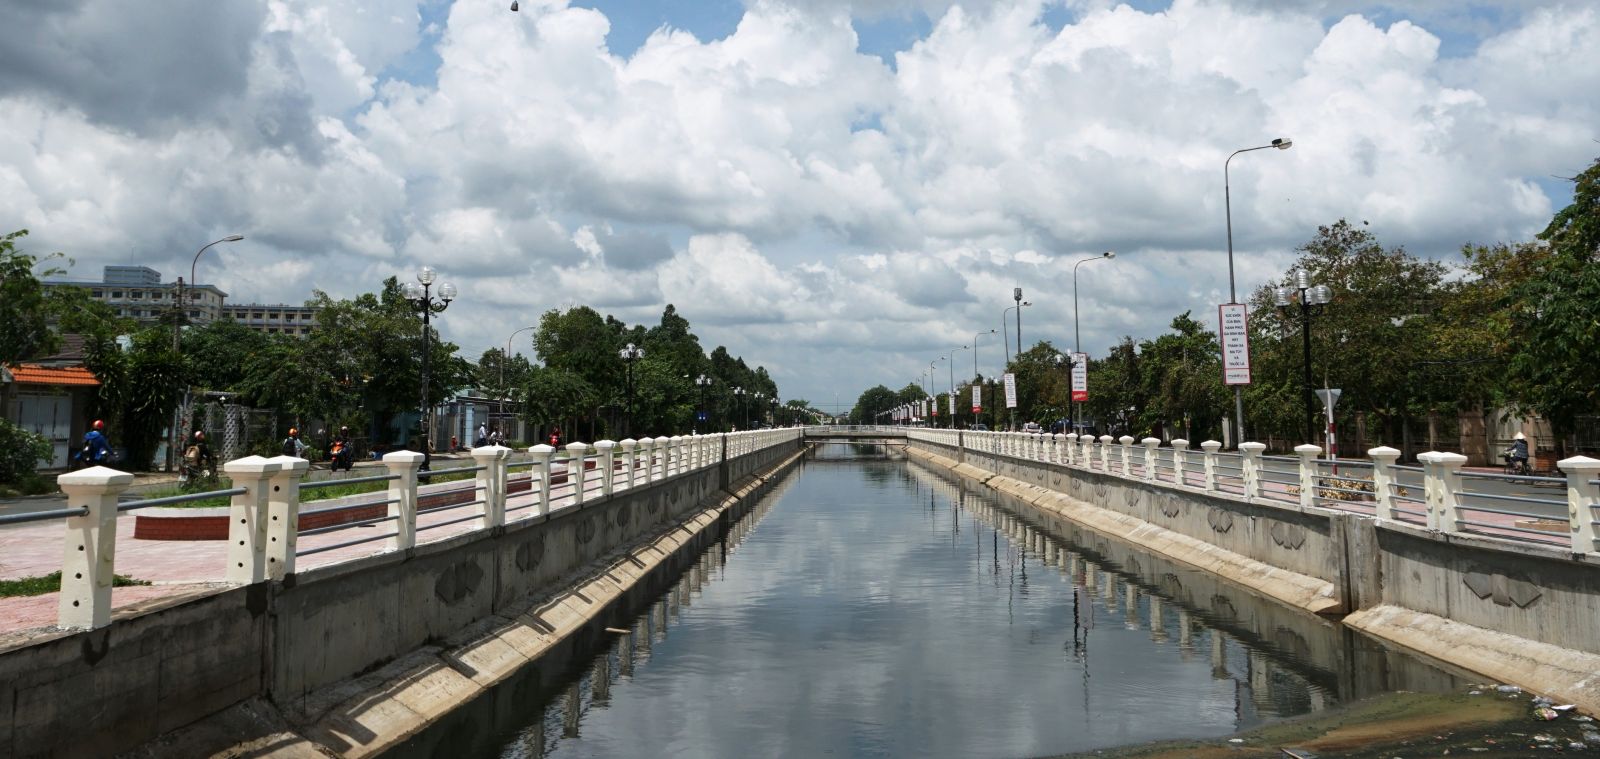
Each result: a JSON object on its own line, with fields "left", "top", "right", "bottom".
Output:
{"left": 477, "top": 348, "right": 533, "bottom": 401}
{"left": 0, "top": 230, "right": 63, "bottom": 364}
{"left": 1502, "top": 155, "right": 1600, "bottom": 453}
{"left": 84, "top": 329, "right": 187, "bottom": 470}
{"left": 182, "top": 319, "right": 272, "bottom": 392}
{"left": 1135, "top": 312, "right": 1227, "bottom": 441}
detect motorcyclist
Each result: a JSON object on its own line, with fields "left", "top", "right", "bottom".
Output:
{"left": 77, "top": 419, "right": 112, "bottom": 467}
{"left": 330, "top": 426, "right": 354, "bottom": 471}
{"left": 183, "top": 430, "right": 217, "bottom": 481}
{"left": 282, "top": 427, "right": 307, "bottom": 458}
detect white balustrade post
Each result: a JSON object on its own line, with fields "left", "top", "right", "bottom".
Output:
{"left": 1239, "top": 442, "right": 1266, "bottom": 500}
{"left": 1294, "top": 444, "right": 1322, "bottom": 508}
{"left": 472, "top": 445, "right": 510, "bottom": 529}
{"left": 384, "top": 451, "right": 425, "bottom": 551}
{"left": 1170, "top": 439, "right": 1189, "bottom": 487}
{"left": 1141, "top": 438, "right": 1160, "bottom": 482}
{"left": 1368, "top": 446, "right": 1401, "bottom": 521}
{"left": 620, "top": 439, "right": 638, "bottom": 489}
{"left": 595, "top": 440, "right": 617, "bottom": 496}
{"left": 528, "top": 444, "right": 555, "bottom": 516}
{"left": 566, "top": 443, "right": 590, "bottom": 505}
{"left": 1080, "top": 434, "right": 1094, "bottom": 466}
{"left": 56, "top": 466, "right": 133, "bottom": 630}
{"left": 265, "top": 455, "right": 310, "bottom": 581}
{"left": 1428, "top": 452, "right": 1468, "bottom": 533}
{"left": 1200, "top": 441, "right": 1221, "bottom": 491}
{"left": 223, "top": 456, "right": 282, "bottom": 585}
{"left": 1558, "top": 456, "right": 1600, "bottom": 554}
{"left": 654, "top": 437, "right": 671, "bottom": 479}
{"left": 1099, "top": 435, "right": 1114, "bottom": 470}
{"left": 1119, "top": 435, "right": 1135, "bottom": 475}
{"left": 668, "top": 436, "right": 682, "bottom": 475}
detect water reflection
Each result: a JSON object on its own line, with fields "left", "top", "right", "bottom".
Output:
{"left": 397, "top": 446, "right": 1465, "bottom": 759}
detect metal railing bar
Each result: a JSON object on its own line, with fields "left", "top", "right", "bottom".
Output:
{"left": 1455, "top": 520, "right": 1565, "bottom": 539}
{"left": 417, "top": 499, "right": 485, "bottom": 517}
{"left": 1392, "top": 506, "right": 1427, "bottom": 517}
{"left": 1459, "top": 491, "right": 1564, "bottom": 507}
{"left": 299, "top": 497, "right": 401, "bottom": 517}
{"left": 296, "top": 532, "right": 398, "bottom": 557}
{"left": 1312, "top": 484, "right": 1378, "bottom": 497}
{"left": 300, "top": 473, "right": 396, "bottom": 490}
{"left": 298, "top": 513, "right": 400, "bottom": 537}
{"left": 417, "top": 512, "right": 485, "bottom": 533}
{"left": 1456, "top": 504, "right": 1559, "bottom": 520}
{"left": 0, "top": 506, "right": 89, "bottom": 525}
{"left": 117, "top": 488, "right": 249, "bottom": 511}
{"left": 417, "top": 465, "right": 486, "bottom": 479}
{"left": 1461, "top": 470, "right": 1564, "bottom": 485}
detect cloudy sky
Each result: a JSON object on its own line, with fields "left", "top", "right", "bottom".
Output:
{"left": 3, "top": 0, "right": 1595, "bottom": 410}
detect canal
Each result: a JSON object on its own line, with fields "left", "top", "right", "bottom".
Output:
{"left": 394, "top": 445, "right": 1588, "bottom": 757}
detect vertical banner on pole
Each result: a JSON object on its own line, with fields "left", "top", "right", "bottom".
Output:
{"left": 948, "top": 392, "right": 955, "bottom": 418}
{"left": 972, "top": 384, "right": 982, "bottom": 414}
{"left": 1071, "top": 352, "right": 1088, "bottom": 402}
{"left": 1219, "top": 304, "right": 1252, "bottom": 385}
{"left": 1003, "top": 373, "right": 1018, "bottom": 409}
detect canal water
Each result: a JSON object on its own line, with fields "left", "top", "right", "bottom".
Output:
{"left": 394, "top": 446, "right": 1580, "bottom": 758}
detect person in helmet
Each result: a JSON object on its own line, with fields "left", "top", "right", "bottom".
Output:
{"left": 77, "top": 419, "right": 112, "bottom": 467}
{"left": 330, "top": 425, "right": 354, "bottom": 471}
{"left": 183, "top": 430, "right": 217, "bottom": 481}
{"left": 1505, "top": 431, "right": 1530, "bottom": 474}
{"left": 282, "top": 427, "right": 307, "bottom": 458}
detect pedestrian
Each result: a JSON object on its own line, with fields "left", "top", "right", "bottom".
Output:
{"left": 282, "top": 427, "right": 307, "bottom": 458}
{"left": 476, "top": 422, "right": 489, "bottom": 448}
{"left": 77, "top": 419, "right": 112, "bottom": 467}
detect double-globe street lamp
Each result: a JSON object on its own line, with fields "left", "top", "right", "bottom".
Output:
{"left": 619, "top": 343, "right": 644, "bottom": 436}
{"left": 694, "top": 374, "right": 713, "bottom": 431}
{"left": 733, "top": 386, "right": 747, "bottom": 429}
{"left": 402, "top": 266, "right": 457, "bottom": 470}
{"left": 1224, "top": 137, "right": 1293, "bottom": 447}
{"left": 1274, "top": 271, "right": 1333, "bottom": 446}
{"left": 1072, "top": 251, "right": 1115, "bottom": 434}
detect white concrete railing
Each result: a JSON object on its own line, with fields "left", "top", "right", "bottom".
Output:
{"left": 902, "top": 429, "right": 1600, "bottom": 558}
{"left": 40, "top": 428, "right": 803, "bottom": 630}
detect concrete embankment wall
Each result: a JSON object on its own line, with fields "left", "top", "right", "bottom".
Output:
{"left": 0, "top": 439, "right": 803, "bottom": 759}
{"left": 905, "top": 435, "right": 1600, "bottom": 715}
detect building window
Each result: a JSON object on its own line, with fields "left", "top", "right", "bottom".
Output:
{"left": 91, "top": 289, "right": 103, "bottom": 297}
{"left": 111, "top": 291, "right": 123, "bottom": 298}
{"left": 189, "top": 310, "right": 199, "bottom": 318}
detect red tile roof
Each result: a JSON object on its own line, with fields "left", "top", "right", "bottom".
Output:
{"left": 3, "top": 364, "right": 100, "bottom": 387}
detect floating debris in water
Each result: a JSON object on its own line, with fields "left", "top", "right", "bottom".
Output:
{"left": 1533, "top": 707, "right": 1559, "bottom": 721}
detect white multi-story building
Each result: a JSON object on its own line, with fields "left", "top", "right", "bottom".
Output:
{"left": 46, "top": 266, "right": 318, "bottom": 336}
{"left": 219, "top": 303, "right": 320, "bottom": 336}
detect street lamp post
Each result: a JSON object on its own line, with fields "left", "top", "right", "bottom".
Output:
{"left": 972, "top": 329, "right": 996, "bottom": 381}
{"left": 1053, "top": 353, "right": 1070, "bottom": 431}
{"left": 1001, "top": 302, "right": 1032, "bottom": 367}
{"left": 169, "top": 234, "right": 244, "bottom": 472}
{"left": 948, "top": 345, "right": 968, "bottom": 428}
{"left": 732, "top": 386, "right": 747, "bottom": 429}
{"left": 402, "top": 267, "right": 456, "bottom": 470}
{"left": 1274, "top": 272, "right": 1332, "bottom": 445}
{"left": 1013, "top": 287, "right": 1024, "bottom": 357}
{"left": 694, "top": 374, "right": 713, "bottom": 431}
{"left": 1224, "top": 137, "right": 1293, "bottom": 447}
{"left": 619, "top": 343, "right": 644, "bottom": 437}
{"left": 1073, "top": 251, "right": 1115, "bottom": 434}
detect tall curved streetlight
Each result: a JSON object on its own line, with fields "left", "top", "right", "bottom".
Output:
{"left": 732, "top": 386, "right": 747, "bottom": 430}
{"left": 1001, "top": 302, "right": 1032, "bottom": 367}
{"left": 946, "top": 345, "right": 969, "bottom": 428}
{"left": 502, "top": 325, "right": 537, "bottom": 397}
{"left": 402, "top": 266, "right": 457, "bottom": 470}
{"left": 1224, "top": 137, "right": 1293, "bottom": 447}
{"left": 168, "top": 234, "right": 244, "bottom": 472}
{"left": 1072, "top": 251, "right": 1115, "bottom": 433}
{"left": 694, "top": 374, "right": 713, "bottom": 431}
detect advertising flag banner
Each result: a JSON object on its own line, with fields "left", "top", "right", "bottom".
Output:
{"left": 1219, "top": 303, "right": 1252, "bottom": 385}
{"left": 1003, "top": 373, "right": 1018, "bottom": 409}
{"left": 948, "top": 392, "right": 955, "bottom": 417}
{"left": 972, "top": 384, "right": 982, "bottom": 413}
{"left": 1071, "top": 352, "right": 1088, "bottom": 402}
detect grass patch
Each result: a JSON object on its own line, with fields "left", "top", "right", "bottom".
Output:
{"left": 0, "top": 571, "right": 151, "bottom": 598}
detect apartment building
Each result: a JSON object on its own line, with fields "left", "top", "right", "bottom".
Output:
{"left": 46, "top": 266, "right": 317, "bottom": 336}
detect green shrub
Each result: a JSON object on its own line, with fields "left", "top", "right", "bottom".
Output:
{"left": 0, "top": 571, "right": 149, "bottom": 598}
{"left": 0, "top": 418, "right": 51, "bottom": 482}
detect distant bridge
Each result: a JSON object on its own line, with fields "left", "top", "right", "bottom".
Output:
{"left": 802, "top": 426, "right": 908, "bottom": 446}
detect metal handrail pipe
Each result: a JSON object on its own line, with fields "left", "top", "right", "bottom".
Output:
{"left": 117, "top": 488, "right": 249, "bottom": 511}
{"left": 297, "top": 513, "right": 400, "bottom": 537}
{"left": 416, "top": 512, "right": 485, "bottom": 533}
{"left": 300, "top": 473, "right": 397, "bottom": 490}
{"left": 1456, "top": 503, "right": 1561, "bottom": 519}
{"left": 1455, "top": 519, "right": 1566, "bottom": 539}
{"left": 1459, "top": 491, "right": 1565, "bottom": 507}
{"left": 417, "top": 465, "right": 486, "bottom": 479}
{"left": 295, "top": 532, "right": 398, "bottom": 558}
{"left": 0, "top": 507, "right": 89, "bottom": 526}
{"left": 417, "top": 499, "right": 486, "bottom": 517}
{"left": 299, "top": 497, "right": 402, "bottom": 517}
